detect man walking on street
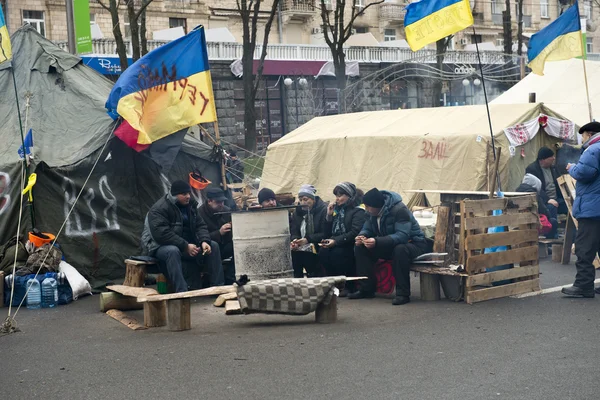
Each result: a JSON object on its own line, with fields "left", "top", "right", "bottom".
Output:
{"left": 562, "top": 122, "right": 600, "bottom": 298}
{"left": 142, "top": 181, "right": 225, "bottom": 292}
{"left": 350, "top": 188, "right": 428, "bottom": 305}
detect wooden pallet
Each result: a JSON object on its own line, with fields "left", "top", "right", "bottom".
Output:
{"left": 460, "top": 195, "right": 540, "bottom": 304}
{"left": 556, "top": 175, "right": 600, "bottom": 268}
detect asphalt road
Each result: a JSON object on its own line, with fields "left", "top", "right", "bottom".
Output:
{"left": 1, "top": 259, "right": 598, "bottom": 400}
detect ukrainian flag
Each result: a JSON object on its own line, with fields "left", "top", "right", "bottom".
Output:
{"left": 106, "top": 26, "right": 217, "bottom": 145}
{"left": 404, "top": 0, "right": 473, "bottom": 52}
{"left": 0, "top": 4, "right": 11, "bottom": 64}
{"left": 527, "top": 2, "right": 583, "bottom": 75}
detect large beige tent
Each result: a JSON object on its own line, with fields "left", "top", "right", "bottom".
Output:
{"left": 261, "top": 103, "right": 574, "bottom": 202}
{"left": 492, "top": 59, "right": 600, "bottom": 126}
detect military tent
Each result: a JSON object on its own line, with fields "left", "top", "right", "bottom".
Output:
{"left": 261, "top": 103, "right": 576, "bottom": 201}
{"left": 0, "top": 26, "right": 221, "bottom": 287}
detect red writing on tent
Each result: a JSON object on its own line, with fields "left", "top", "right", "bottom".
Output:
{"left": 418, "top": 140, "right": 449, "bottom": 160}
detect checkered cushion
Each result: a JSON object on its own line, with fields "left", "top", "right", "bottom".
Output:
{"left": 236, "top": 276, "right": 346, "bottom": 315}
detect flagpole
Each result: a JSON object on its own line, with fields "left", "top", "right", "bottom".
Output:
{"left": 472, "top": 27, "right": 502, "bottom": 192}
{"left": 213, "top": 121, "right": 228, "bottom": 191}
{"left": 579, "top": 29, "right": 593, "bottom": 121}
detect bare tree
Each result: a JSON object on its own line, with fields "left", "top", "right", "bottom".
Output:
{"left": 97, "top": 0, "right": 129, "bottom": 70}
{"left": 503, "top": 0, "right": 513, "bottom": 56}
{"left": 236, "top": 0, "right": 281, "bottom": 151}
{"left": 318, "top": 0, "right": 385, "bottom": 111}
{"left": 516, "top": 0, "right": 524, "bottom": 57}
{"left": 432, "top": 36, "right": 453, "bottom": 107}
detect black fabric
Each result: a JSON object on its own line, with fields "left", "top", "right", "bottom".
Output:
{"left": 573, "top": 219, "right": 600, "bottom": 290}
{"left": 355, "top": 241, "right": 428, "bottom": 296}
{"left": 579, "top": 121, "right": 600, "bottom": 134}
{"left": 258, "top": 188, "right": 276, "bottom": 204}
{"left": 290, "top": 197, "right": 328, "bottom": 244}
{"left": 291, "top": 251, "right": 322, "bottom": 278}
{"left": 325, "top": 206, "right": 366, "bottom": 247}
{"left": 171, "top": 180, "right": 191, "bottom": 196}
{"left": 525, "top": 160, "right": 563, "bottom": 202}
{"left": 145, "top": 128, "right": 187, "bottom": 173}
{"left": 537, "top": 146, "right": 555, "bottom": 161}
{"left": 363, "top": 188, "right": 385, "bottom": 208}
{"left": 197, "top": 202, "right": 232, "bottom": 244}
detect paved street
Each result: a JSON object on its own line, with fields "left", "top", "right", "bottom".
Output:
{"left": 1, "top": 259, "right": 598, "bottom": 400}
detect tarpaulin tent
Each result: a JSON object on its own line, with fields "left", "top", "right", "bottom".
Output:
{"left": 261, "top": 103, "right": 575, "bottom": 201}
{"left": 491, "top": 59, "right": 600, "bottom": 126}
{"left": 0, "top": 26, "right": 221, "bottom": 287}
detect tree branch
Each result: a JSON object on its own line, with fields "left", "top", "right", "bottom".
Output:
{"left": 96, "top": 0, "right": 110, "bottom": 11}
{"left": 134, "top": 0, "right": 154, "bottom": 21}
{"left": 343, "top": 0, "right": 385, "bottom": 42}
{"left": 253, "top": 0, "right": 280, "bottom": 95}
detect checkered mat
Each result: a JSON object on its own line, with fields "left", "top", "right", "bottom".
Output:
{"left": 236, "top": 276, "right": 346, "bottom": 315}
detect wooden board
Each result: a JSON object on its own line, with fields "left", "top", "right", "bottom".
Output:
{"left": 225, "top": 300, "right": 242, "bottom": 315}
{"left": 168, "top": 299, "right": 191, "bottom": 331}
{"left": 464, "top": 212, "right": 539, "bottom": 231}
{"left": 465, "top": 229, "right": 538, "bottom": 251}
{"left": 144, "top": 301, "right": 167, "bottom": 327}
{"left": 410, "top": 265, "right": 468, "bottom": 277}
{"left": 107, "top": 285, "right": 159, "bottom": 298}
{"left": 462, "top": 195, "right": 536, "bottom": 215}
{"left": 137, "top": 285, "right": 236, "bottom": 303}
{"left": 466, "top": 278, "right": 540, "bottom": 304}
{"left": 466, "top": 246, "right": 538, "bottom": 273}
{"left": 433, "top": 204, "right": 454, "bottom": 266}
{"left": 214, "top": 292, "right": 238, "bottom": 307}
{"left": 124, "top": 259, "right": 157, "bottom": 265}
{"left": 106, "top": 309, "right": 146, "bottom": 330}
{"left": 100, "top": 292, "right": 143, "bottom": 312}
{"left": 466, "top": 265, "right": 539, "bottom": 287}
{"left": 0, "top": 271, "right": 3, "bottom": 308}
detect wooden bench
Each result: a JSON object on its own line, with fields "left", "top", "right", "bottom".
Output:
{"left": 538, "top": 238, "right": 563, "bottom": 259}
{"left": 410, "top": 265, "right": 467, "bottom": 301}
{"left": 123, "top": 258, "right": 159, "bottom": 287}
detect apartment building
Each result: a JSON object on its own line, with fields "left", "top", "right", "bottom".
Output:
{"left": 2, "top": 0, "right": 598, "bottom": 52}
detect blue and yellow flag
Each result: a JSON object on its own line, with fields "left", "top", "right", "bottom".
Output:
{"left": 527, "top": 2, "right": 582, "bottom": 75}
{"left": 106, "top": 26, "right": 217, "bottom": 146}
{"left": 0, "top": 4, "right": 12, "bottom": 64}
{"left": 404, "top": 0, "right": 474, "bottom": 52}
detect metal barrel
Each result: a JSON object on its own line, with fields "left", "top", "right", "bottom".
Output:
{"left": 231, "top": 208, "right": 293, "bottom": 280}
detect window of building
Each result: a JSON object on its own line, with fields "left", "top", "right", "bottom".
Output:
{"left": 169, "top": 17, "right": 187, "bottom": 34}
{"left": 23, "top": 10, "right": 45, "bottom": 37}
{"left": 356, "top": 0, "right": 366, "bottom": 8}
{"left": 587, "top": 37, "right": 593, "bottom": 54}
{"left": 491, "top": 0, "right": 501, "bottom": 14}
{"left": 355, "top": 27, "right": 368, "bottom": 34}
{"left": 90, "top": 14, "right": 96, "bottom": 23}
{"left": 541, "top": 0, "right": 549, "bottom": 18}
{"left": 384, "top": 28, "right": 397, "bottom": 42}
{"left": 584, "top": 0, "right": 592, "bottom": 19}
{"left": 471, "top": 34, "right": 482, "bottom": 44}
{"left": 496, "top": 38, "right": 504, "bottom": 48}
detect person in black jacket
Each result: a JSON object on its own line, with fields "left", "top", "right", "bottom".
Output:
{"left": 516, "top": 173, "right": 558, "bottom": 238}
{"left": 525, "top": 147, "right": 566, "bottom": 219}
{"left": 290, "top": 184, "right": 328, "bottom": 278}
{"left": 350, "top": 188, "right": 428, "bottom": 306}
{"left": 198, "top": 188, "right": 236, "bottom": 284}
{"left": 319, "top": 182, "right": 366, "bottom": 296}
{"left": 141, "top": 181, "right": 225, "bottom": 292}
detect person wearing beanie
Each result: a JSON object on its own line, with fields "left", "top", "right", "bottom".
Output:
{"left": 141, "top": 180, "right": 226, "bottom": 292}
{"left": 258, "top": 188, "right": 278, "bottom": 208}
{"left": 525, "top": 146, "right": 565, "bottom": 231}
{"left": 290, "top": 184, "right": 328, "bottom": 278}
{"left": 319, "top": 182, "right": 366, "bottom": 295}
{"left": 350, "top": 188, "right": 428, "bottom": 306}
{"left": 562, "top": 121, "right": 600, "bottom": 298}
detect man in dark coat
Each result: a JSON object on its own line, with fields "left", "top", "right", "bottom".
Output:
{"left": 562, "top": 122, "right": 600, "bottom": 298}
{"left": 226, "top": 151, "right": 244, "bottom": 183}
{"left": 198, "top": 187, "right": 236, "bottom": 284}
{"left": 350, "top": 188, "right": 428, "bottom": 305}
{"left": 141, "top": 181, "right": 224, "bottom": 292}
{"left": 516, "top": 173, "right": 558, "bottom": 238}
{"left": 290, "top": 184, "right": 328, "bottom": 277}
{"left": 525, "top": 147, "right": 565, "bottom": 220}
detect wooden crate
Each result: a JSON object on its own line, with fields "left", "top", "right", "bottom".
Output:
{"left": 460, "top": 195, "right": 540, "bottom": 304}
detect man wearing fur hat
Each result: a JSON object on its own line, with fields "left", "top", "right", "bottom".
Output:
{"left": 562, "top": 122, "right": 600, "bottom": 298}
{"left": 351, "top": 188, "right": 428, "bottom": 305}
{"left": 142, "top": 180, "right": 225, "bottom": 292}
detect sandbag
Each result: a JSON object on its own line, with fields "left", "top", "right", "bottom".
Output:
{"left": 59, "top": 261, "right": 92, "bottom": 300}
{"left": 0, "top": 238, "right": 29, "bottom": 275}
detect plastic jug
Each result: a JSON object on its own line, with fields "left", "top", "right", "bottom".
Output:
{"left": 42, "top": 275, "right": 58, "bottom": 308}
{"left": 26, "top": 278, "right": 42, "bottom": 309}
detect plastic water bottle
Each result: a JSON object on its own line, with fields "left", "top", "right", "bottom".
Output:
{"left": 26, "top": 278, "right": 42, "bottom": 310}
{"left": 42, "top": 275, "right": 58, "bottom": 308}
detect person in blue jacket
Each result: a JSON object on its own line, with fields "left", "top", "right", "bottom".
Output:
{"left": 350, "top": 188, "right": 429, "bottom": 305}
{"left": 562, "top": 122, "right": 600, "bottom": 298}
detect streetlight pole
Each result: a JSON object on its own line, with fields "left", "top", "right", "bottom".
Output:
{"left": 66, "top": 0, "right": 76, "bottom": 54}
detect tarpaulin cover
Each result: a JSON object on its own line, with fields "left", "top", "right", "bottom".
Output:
{"left": 0, "top": 26, "right": 220, "bottom": 288}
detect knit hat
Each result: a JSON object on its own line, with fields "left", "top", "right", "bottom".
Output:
{"left": 363, "top": 188, "right": 385, "bottom": 208}
{"left": 579, "top": 121, "right": 600, "bottom": 134}
{"left": 258, "top": 188, "right": 276, "bottom": 204}
{"left": 537, "top": 147, "right": 554, "bottom": 161}
{"left": 205, "top": 187, "right": 227, "bottom": 201}
{"left": 298, "top": 184, "right": 317, "bottom": 200}
{"left": 333, "top": 182, "right": 357, "bottom": 198}
{"left": 171, "top": 180, "right": 191, "bottom": 196}
{"left": 522, "top": 173, "right": 542, "bottom": 194}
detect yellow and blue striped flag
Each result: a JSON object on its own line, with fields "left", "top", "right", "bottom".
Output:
{"left": 527, "top": 2, "right": 583, "bottom": 75}
{"left": 0, "top": 4, "right": 12, "bottom": 64}
{"left": 106, "top": 26, "right": 217, "bottom": 146}
{"left": 404, "top": 0, "right": 474, "bottom": 52}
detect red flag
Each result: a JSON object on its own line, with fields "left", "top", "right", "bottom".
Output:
{"left": 114, "top": 120, "right": 149, "bottom": 152}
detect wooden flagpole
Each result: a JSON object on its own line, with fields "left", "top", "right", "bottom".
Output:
{"left": 579, "top": 29, "right": 593, "bottom": 121}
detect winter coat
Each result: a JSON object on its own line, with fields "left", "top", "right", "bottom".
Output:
{"left": 515, "top": 183, "right": 550, "bottom": 218}
{"left": 359, "top": 191, "right": 425, "bottom": 248}
{"left": 569, "top": 133, "right": 600, "bottom": 219}
{"left": 290, "top": 197, "right": 328, "bottom": 244}
{"left": 198, "top": 202, "right": 232, "bottom": 245}
{"left": 525, "top": 160, "right": 563, "bottom": 201}
{"left": 141, "top": 194, "right": 211, "bottom": 256}
{"left": 324, "top": 204, "right": 366, "bottom": 247}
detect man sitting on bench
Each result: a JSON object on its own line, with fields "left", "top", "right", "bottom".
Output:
{"left": 141, "top": 180, "right": 225, "bottom": 293}
{"left": 350, "top": 188, "right": 428, "bottom": 306}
